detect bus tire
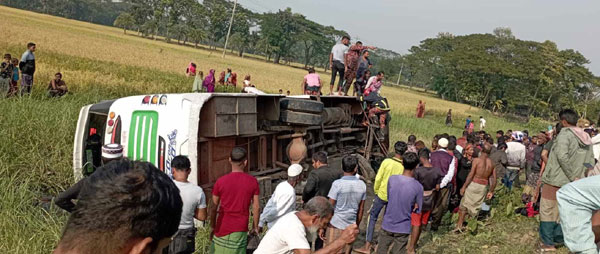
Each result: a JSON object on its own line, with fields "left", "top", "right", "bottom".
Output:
{"left": 280, "top": 110, "right": 322, "bottom": 126}
{"left": 280, "top": 98, "right": 324, "bottom": 114}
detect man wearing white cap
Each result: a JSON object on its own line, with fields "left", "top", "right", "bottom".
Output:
{"left": 55, "top": 144, "right": 124, "bottom": 212}
{"left": 430, "top": 138, "right": 456, "bottom": 231}
{"left": 259, "top": 164, "right": 304, "bottom": 231}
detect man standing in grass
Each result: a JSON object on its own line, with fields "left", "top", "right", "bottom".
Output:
{"left": 167, "top": 156, "right": 207, "bottom": 254}
{"left": 407, "top": 148, "right": 442, "bottom": 253}
{"left": 326, "top": 156, "right": 366, "bottom": 254}
{"left": 356, "top": 141, "right": 406, "bottom": 254}
{"left": 377, "top": 152, "right": 423, "bottom": 254}
{"left": 19, "top": 42, "right": 36, "bottom": 95}
{"left": 479, "top": 116, "right": 486, "bottom": 131}
{"left": 210, "top": 147, "right": 260, "bottom": 254}
{"left": 430, "top": 138, "right": 456, "bottom": 231}
{"left": 456, "top": 144, "right": 496, "bottom": 231}
{"left": 539, "top": 109, "right": 594, "bottom": 252}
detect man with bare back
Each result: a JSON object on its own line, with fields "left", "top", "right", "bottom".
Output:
{"left": 456, "top": 144, "right": 497, "bottom": 230}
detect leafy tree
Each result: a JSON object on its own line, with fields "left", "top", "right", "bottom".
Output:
{"left": 114, "top": 12, "right": 135, "bottom": 34}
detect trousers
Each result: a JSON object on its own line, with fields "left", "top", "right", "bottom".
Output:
{"left": 558, "top": 175, "right": 600, "bottom": 254}
{"left": 331, "top": 61, "right": 345, "bottom": 90}
{"left": 365, "top": 196, "right": 387, "bottom": 242}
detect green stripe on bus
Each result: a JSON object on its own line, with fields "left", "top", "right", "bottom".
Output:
{"left": 127, "top": 111, "right": 159, "bottom": 165}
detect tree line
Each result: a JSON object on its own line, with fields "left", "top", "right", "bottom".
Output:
{"left": 401, "top": 28, "right": 600, "bottom": 119}
{"left": 2, "top": 1, "right": 599, "bottom": 120}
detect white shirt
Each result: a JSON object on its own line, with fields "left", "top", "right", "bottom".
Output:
{"left": 506, "top": 141, "right": 526, "bottom": 168}
{"left": 331, "top": 43, "right": 349, "bottom": 64}
{"left": 259, "top": 181, "right": 297, "bottom": 228}
{"left": 455, "top": 145, "right": 464, "bottom": 154}
{"left": 254, "top": 212, "right": 311, "bottom": 254}
{"left": 480, "top": 118, "right": 486, "bottom": 128}
{"left": 439, "top": 149, "right": 456, "bottom": 188}
{"left": 592, "top": 134, "right": 600, "bottom": 161}
{"left": 173, "top": 180, "right": 206, "bottom": 229}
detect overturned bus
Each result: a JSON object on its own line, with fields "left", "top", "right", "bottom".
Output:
{"left": 73, "top": 93, "right": 388, "bottom": 200}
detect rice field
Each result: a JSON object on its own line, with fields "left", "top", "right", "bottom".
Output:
{"left": 0, "top": 5, "right": 553, "bottom": 253}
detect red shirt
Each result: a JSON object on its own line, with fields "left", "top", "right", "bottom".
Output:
{"left": 212, "top": 172, "right": 260, "bottom": 237}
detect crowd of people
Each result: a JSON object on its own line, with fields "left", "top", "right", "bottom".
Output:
{"left": 51, "top": 107, "right": 600, "bottom": 254}
{"left": 2, "top": 42, "right": 70, "bottom": 98}
{"left": 186, "top": 64, "right": 251, "bottom": 93}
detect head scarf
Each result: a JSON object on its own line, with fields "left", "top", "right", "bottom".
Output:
{"left": 218, "top": 71, "right": 226, "bottom": 85}
{"left": 187, "top": 62, "right": 196, "bottom": 75}
{"left": 230, "top": 73, "right": 237, "bottom": 86}
{"left": 203, "top": 69, "right": 215, "bottom": 92}
{"left": 463, "top": 144, "right": 474, "bottom": 159}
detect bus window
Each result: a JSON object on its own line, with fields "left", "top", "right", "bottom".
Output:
{"left": 82, "top": 113, "right": 108, "bottom": 176}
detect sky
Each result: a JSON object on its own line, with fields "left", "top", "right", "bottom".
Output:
{"left": 237, "top": 0, "right": 600, "bottom": 75}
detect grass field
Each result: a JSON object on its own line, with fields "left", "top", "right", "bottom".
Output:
{"left": 0, "top": 6, "right": 558, "bottom": 253}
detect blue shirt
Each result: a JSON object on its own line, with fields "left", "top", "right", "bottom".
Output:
{"left": 328, "top": 176, "right": 367, "bottom": 229}
{"left": 382, "top": 175, "right": 423, "bottom": 234}
{"left": 12, "top": 67, "right": 19, "bottom": 81}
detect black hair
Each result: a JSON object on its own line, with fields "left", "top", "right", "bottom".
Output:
{"left": 27, "top": 42, "right": 36, "bottom": 48}
{"left": 3, "top": 53, "right": 11, "bottom": 59}
{"left": 230, "top": 147, "right": 247, "bottom": 163}
{"left": 342, "top": 36, "right": 350, "bottom": 41}
{"left": 463, "top": 130, "right": 469, "bottom": 137}
{"left": 377, "top": 71, "right": 385, "bottom": 76}
{"left": 402, "top": 152, "right": 419, "bottom": 170}
{"left": 55, "top": 72, "right": 62, "bottom": 78}
{"left": 418, "top": 148, "right": 430, "bottom": 160}
{"left": 486, "top": 137, "right": 494, "bottom": 144}
{"left": 312, "top": 151, "right": 328, "bottom": 164}
{"left": 58, "top": 159, "right": 182, "bottom": 253}
{"left": 497, "top": 130, "right": 504, "bottom": 135}
{"left": 342, "top": 155, "right": 358, "bottom": 173}
{"left": 507, "top": 129, "right": 513, "bottom": 133}
{"left": 172, "top": 156, "right": 191, "bottom": 171}
{"left": 308, "top": 67, "right": 315, "bottom": 74}
{"left": 440, "top": 133, "right": 450, "bottom": 140}
{"left": 394, "top": 141, "right": 408, "bottom": 155}
{"left": 362, "top": 50, "right": 369, "bottom": 55}
{"left": 447, "top": 136, "right": 457, "bottom": 150}
{"left": 408, "top": 135, "right": 417, "bottom": 143}
{"left": 191, "top": 63, "right": 197, "bottom": 68}
{"left": 555, "top": 122, "right": 563, "bottom": 135}
{"left": 559, "top": 109, "right": 578, "bottom": 126}
{"left": 482, "top": 144, "right": 492, "bottom": 155}
{"left": 497, "top": 143, "right": 508, "bottom": 150}
{"left": 523, "top": 130, "right": 529, "bottom": 136}
{"left": 356, "top": 41, "right": 363, "bottom": 45}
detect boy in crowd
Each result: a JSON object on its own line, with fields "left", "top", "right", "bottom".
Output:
{"left": 377, "top": 152, "right": 423, "bottom": 254}
{"left": 408, "top": 148, "right": 443, "bottom": 253}
{"left": 456, "top": 144, "right": 496, "bottom": 231}
{"left": 356, "top": 142, "right": 407, "bottom": 254}
{"left": 0, "top": 54, "right": 13, "bottom": 96}
{"left": 9, "top": 58, "right": 19, "bottom": 96}
{"left": 166, "top": 156, "right": 207, "bottom": 254}
{"left": 210, "top": 147, "right": 260, "bottom": 254}
{"left": 326, "top": 156, "right": 367, "bottom": 254}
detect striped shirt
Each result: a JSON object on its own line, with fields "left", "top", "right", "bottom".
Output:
{"left": 328, "top": 176, "right": 367, "bottom": 229}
